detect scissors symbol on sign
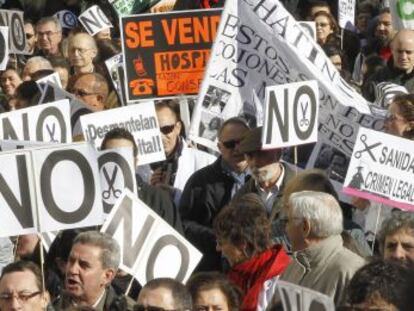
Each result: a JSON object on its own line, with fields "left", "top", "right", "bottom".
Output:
{"left": 299, "top": 100, "right": 310, "bottom": 127}
{"left": 354, "top": 134, "right": 382, "bottom": 162}
{"left": 102, "top": 166, "right": 122, "bottom": 200}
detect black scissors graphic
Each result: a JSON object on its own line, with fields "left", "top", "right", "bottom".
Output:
{"left": 354, "top": 134, "right": 382, "bottom": 162}
{"left": 102, "top": 166, "right": 122, "bottom": 200}
{"left": 299, "top": 100, "right": 309, "bottom": 127}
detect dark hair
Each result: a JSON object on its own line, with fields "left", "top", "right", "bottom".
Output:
{"left": 140, "top": 278, "right": 192, "bottom": 310}
{"left": 1, "top": 261, "right": 43, "bottom": 291}
{"left": 31, "top": 69, "right": 55, "bottom": 81}
{"left": 214, "top": 193, "right": 271, "bottom": 258}
{"left": 187, "top": 272, "right": 242, "bottom": 311}
{"left": 96, "top": 39, "right": 121, "bottom": 61}
{"left": 217, "top": 117, "right": 249, "bottom": 139}
{"left": 390, "top": 94, "right": 414, "bottom": 139}
{"left": 15, "top": 81, "right": 40, "bottom": 106}
{"left": 49, "top": 56, "right": 71, "bottom": 71}
{"left": 101, "top": 127, "right": 138, "bottom": 157}
{"left": 155, "top": 99, "right": 181, "bottom": 122}
{"left": 346, "top": 260, "right": 414, "bottom": 311}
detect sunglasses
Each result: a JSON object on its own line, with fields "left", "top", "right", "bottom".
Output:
{"left": 221, "top": 139, "right": 240, "bottom": 149}
{"left": 159, "top": 124, "right": 176, "bottom": 135}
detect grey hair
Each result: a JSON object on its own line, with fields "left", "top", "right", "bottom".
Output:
{"left": 25, "top": 56, "right": 53, "bottom": 70}
{"left": 73, "top": 231, "right": 120, "bottom": 270}
{"left": 378, "top": 211, "right": 414, "bottom": 254}
{"left": 36, "top": 16, "right": 62, "bottom": 33}
{"left": 289, "top": 191, "right": 343, "bottom": 238}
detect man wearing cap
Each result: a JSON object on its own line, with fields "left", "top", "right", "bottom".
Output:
{"left": 233, "top": 126, "right": 294, "bottom": 243}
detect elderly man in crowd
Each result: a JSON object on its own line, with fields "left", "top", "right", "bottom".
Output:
{"left": 137, "top": 278, "right": 192, "bottom": 311}
{"left": 274, "top": 191, "right": 365, "bottom": 306}
{"left": 68, "top": 33, "right": 98, "bottom": 74}
{"left": 21, "top": 56, "right": 53, "bottom": 81}
{"left": 379, "top": 210, "right": 414, "bottom": 268}
{"left": 70, "top": 72, "right": 109, "bottom": 112}
{"left": 363, "top": 29, "right": 414, "bottom": 99}
{"left": 180, "top": 117, "right": 250, "bottom": 271}
{"left": 149, "top": 100, "right": 216, "bottom": 204}
{"left": 53, "top": 231, "right": 134, "bottom": 310}
{"left": 0, "top": 261, "right": 50, "bottom": 311}
{"left": 35, "top": 16, "right": 62, "bottom": 58}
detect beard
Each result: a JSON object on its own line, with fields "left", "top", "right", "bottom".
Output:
{"left": 251, "top": 168, "right": 274, "bottom": 183}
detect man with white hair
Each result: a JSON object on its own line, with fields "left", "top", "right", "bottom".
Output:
{"left": 22, "top": 56, "right": 53, "bottom": 81}
{"left": 279, "top": 191, "right": 365, "bottom": 306}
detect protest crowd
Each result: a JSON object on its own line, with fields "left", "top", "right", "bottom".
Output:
{"left": 1, "top": 0, "right": 414, "bottom": 310}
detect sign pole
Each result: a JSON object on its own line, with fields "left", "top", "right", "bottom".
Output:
{"left": 294, "top": 146, "right": 298, "bottom": 175}
{"left": 125, "top": 275, "right": 134, "bottom": 296}
{"left": 38, "top": 234, "right": 47, "bottom": 298}
{"left": 341, "top": 29, "right": 344, "bottom": 50}
{"left": 370, "top": 204, "right": 382, "bottom": 255}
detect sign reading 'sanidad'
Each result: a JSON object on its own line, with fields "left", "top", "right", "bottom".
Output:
{"left": 80, "top": 101, "right": 165, "bottom": 166}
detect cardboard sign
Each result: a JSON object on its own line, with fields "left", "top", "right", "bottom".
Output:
{"left": 32, "top": 143, "right": 104, "bottom": 232}
{"left": 263, "top": 81, "right": 319, "bottom": 149}
{"left": 80, "top": 102, "right": 166, "bottom": 165}
{"left": 338, "top": 0, "right": 356, "bottom": 30}
{"left": 0, "top": 10, "right": 26, "bottom": 54}
{"left": 343, "top": 127, "right": 414, "bottom": 211}
{"left": 0, "top": 143, "right": 104, "bottom": 237}
{"left": 298, "top": 22, "right": 316, "bottom": 41}
{"left": 36, "top": 72, "right": 63, "bottom": 93}
{"left": 79, "top": 5, "right": 113, "bottom": 36}
{"left": 270, "top": 280, "right": 334, "bottom": 311}
{"left": 101, "top": 189, "right": 202, "bottom": 285}
{"left": 0, "top": 26, "right": 8, "bottom": 70}
{"left": 121, "top": 9, "right": 221, "bottom": 102}
{"left": 390, "top": 0, "right": 414, "bottom": 30}
{"left": 98, "top": 147, "right": 137, "bottom": 215}
{"left": 188, "top": 0, "right": 370, "bottom": 151}
{"left": 0, "top": 139, "right": 52, "bottom": 151}
{"left": 38, "top": 83, "right": 93, "bottom": 138}
{"left": 105, "top": 53, "right": 123, "bottom": 94}
{"left": 109, "top": 0, "right": 161, "bottom": 16}
{"left": 0, "top": 100, "right": 72, "bottom": 143}
{"left": 54, "top": 10, "right": 78, "bottom": 29}
{"left": 373, "top": 82, "right": 408, "bottom": 109}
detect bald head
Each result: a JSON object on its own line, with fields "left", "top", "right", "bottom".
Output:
{"left": 68, "top": 33, "right": 98, "bottom": 74}
{"left": 391, "top": 30, "right": 414, "bottom": 74}
{"left": 71, "top": 73, "right": 108, "bottom": 111}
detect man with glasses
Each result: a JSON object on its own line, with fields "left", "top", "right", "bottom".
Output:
{"left": 70, "top": 72, "right": 109, "bottom": 112}
{"left": 35, "top": 16, "right": 62, "bottom": 58}
{"left": 179, "top": 117, "right": 249, "bottom": 271}
{"left": 24, "top": 20, "right": 37, "bottom": 55}
{"left": 136, "top": 278, "right": 192, "bottom": 311}
{"left": 149, "top": 100, "right": 216, "bottom": 205}
{"left": 68, "top": 33, "right": 98, "bottom": 75}
{"left": 0, "top": 261, "right": 50, "bottom": 311}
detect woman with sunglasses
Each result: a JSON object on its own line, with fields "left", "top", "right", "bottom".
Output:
{"left": 313, "top": 11, "right": 339, "bottom": 47}
{"left": 213, "top": 193, "right": 289, "bottom": 311}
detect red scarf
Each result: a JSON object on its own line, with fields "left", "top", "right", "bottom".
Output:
{"left": 227, "top": 245, "right": 290, "bottom": 311}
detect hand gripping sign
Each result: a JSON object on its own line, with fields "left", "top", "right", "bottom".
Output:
{"left": 262, "top": 80, "right": 319, "bottom": 149}
{"left": 101, "top": 189, "right": 202, "bottom": 285}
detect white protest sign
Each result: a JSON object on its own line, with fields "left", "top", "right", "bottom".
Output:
{"left": 78, "top": 5, "right": 113, "bottom": 36}
{"left": 0, "top": 139, "right": 52, "bottom": 151}
{"left": 98, "top": 147, "right": 137, "bottom": 215}
{"left": 338, "top": 0, "right": 356, "bottom": 30}
{"left": 104, "top": 53, "right": 123, "bottom": 93}
{"left": 343, "top": 127, "right": 414, "bottom": 211}
{"left": 54, "top": 10, "right": 78, "bottom": 29}
{"left": 80, "top": 102, "right": 166, "bottom": 166}
{"left": 263, "top": 80, "right": 319, "bottom": 149}
{"left": 0, "top": 150, "right": 37, "bottom": 237}
{"left": 373, "top": 82, "right": 408, "bottom": 109}
{"left": 0, "top": 100, "right": 72, "bottom": 143}
{"left": 32, "top": 143, "right": 104, "bottom": 232}
{"left": 36, "top": 72, "right": 63, "bottom": 93}
{"left": 0, "top": 10, "right": 26, "bottom": 54}
{"left": 0, "top": 26, "right": 8, "bottom": 70}
{"left": 101, "top": 189, "right": 202, "bottom": 285}
{"left": 390, "top": 0, "right": 414, "bottom": 30}
{"left": 40, "top": 231, "right": 59, "bottom": 252}
{"left": 189, "top": 0, "right": 370, "bottom": 151}
{"left": 272, "top": 280, "right": 334, "bottom": 311}
{"left": 298, "top": 22, "right": 316, "bottom": 41}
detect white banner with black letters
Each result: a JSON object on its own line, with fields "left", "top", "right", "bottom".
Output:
{"left": 338, "top": 0, "right": 356, "bottom": 30}
{"left": 78, "top": 5, "right": 113, "bottom": 36}
{"left": 263, "top": 80, "right": 319, "bottom": 149}
{"left": 80, "top": 102, "right": 165, "bottom": 166}
{"left": 0, "top": 100, "right": 72, "bottom": 143}
{"left": 189, "top": 0, "right": 370, "bottom": 151}
{"left": 343, "top": 127, "right": 414, "bottom": 211}
{"left": 0, "top": 26, "right": 8, "bottom": 70}
{"left": 101, "top": 189, "right": 202, "bottom": 285}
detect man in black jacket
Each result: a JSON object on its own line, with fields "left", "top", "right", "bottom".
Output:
{"left": 179, "top": 117, "right": 250, "bottom": 271}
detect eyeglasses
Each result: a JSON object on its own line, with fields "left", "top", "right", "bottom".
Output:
{"left": 72, "top": 89, "right": 98, "bottom": 97}
{"left": 0, "top": 291, "right": 42, "bottom": 303}
{"left": 37, "top": 30, "right": 59, "bottom": 38}
{"left": 221, "top": 139, "right": 241, "bottom": 149}
{"left": 316, "top": 22, "right": 329, "bottom": 27}
{"left": 70, "top": 47, "right": 93, "bottom": 55}
{"left": 133, "top": 305, "right": 179, "bottom": 311}
{"left": 159, "top": 124, "right": 176, "bottom": 135}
